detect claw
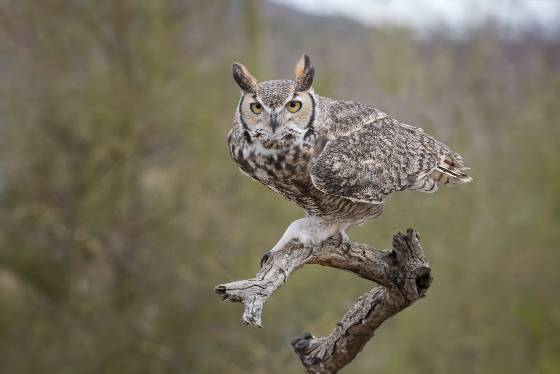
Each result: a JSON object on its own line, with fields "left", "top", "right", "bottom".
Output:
{"left": 339, "top": 231, "right": 352, "bottom": 253}
{"left": 260, "top": 251, "right": 272, "bottom": 268}
{"left": 342, "top": 240, "right": 351, "bottom": 254}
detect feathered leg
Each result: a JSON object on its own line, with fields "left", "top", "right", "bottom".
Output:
{"left": 260, "top": 217, "right": 348, "bottom": 267}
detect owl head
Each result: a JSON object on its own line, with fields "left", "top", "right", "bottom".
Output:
{"left": 232, "top": 54, "right": 316, "bottom": 148}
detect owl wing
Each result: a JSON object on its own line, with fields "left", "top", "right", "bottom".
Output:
{"left": 311, "top": 107, "right": 467, "bottom": 204}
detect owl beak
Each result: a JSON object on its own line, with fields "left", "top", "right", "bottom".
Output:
{"left": 270, "top": 112, "right": 278, "bottom": 133}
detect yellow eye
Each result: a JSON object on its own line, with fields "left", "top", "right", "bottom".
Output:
{"left": 287, "top": 100, "right": 302, "bottom": 113}
{"left": 250, "top": 102, "right": 262, "bottom": 114}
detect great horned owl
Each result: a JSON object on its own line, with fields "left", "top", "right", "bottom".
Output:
{"left": 227, "top": 55, "right": 471, "bottom": 266}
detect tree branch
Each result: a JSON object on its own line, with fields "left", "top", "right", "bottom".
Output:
{"left": 215, "top": 229, "right": 432, "bottom": 373}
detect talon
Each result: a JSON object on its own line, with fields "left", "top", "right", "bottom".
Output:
{"left": 339, "top": 231, "right": 351, "bottom": 253}
{"left": 260, "top": 251, "right": 272, "bottom": 268}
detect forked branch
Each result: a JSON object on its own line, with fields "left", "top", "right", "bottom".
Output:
{"left": 215, "top": 229, "right": 432, "bottom": 373}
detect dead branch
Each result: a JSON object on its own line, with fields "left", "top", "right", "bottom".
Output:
{"left": 215, "top": 229, "right": 432, "bottom": 373}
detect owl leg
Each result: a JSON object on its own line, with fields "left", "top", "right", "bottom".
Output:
{"left": 260, "top": 217, "right": 343, "bottom": 267}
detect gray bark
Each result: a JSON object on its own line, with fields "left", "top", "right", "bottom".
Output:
{"left": 215, "top": 229, "right": 432, "bottom": 373}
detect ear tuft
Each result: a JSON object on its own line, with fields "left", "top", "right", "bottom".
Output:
{"left": 232, "top": 62, "right": 257, "bottom": 93}
{"left": 294, "top": 54, "right": 315, "bottom": 91}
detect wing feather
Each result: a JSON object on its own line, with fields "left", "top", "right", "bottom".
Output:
{"left": 311, "top": 111, "right": 462, "bottom": 203}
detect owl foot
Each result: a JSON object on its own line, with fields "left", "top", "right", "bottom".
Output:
{"left": 260, "top": 217, "right": 343, "bottom": 268}
{"left": 339, "top": 230, "right": 351, "bottom": 253}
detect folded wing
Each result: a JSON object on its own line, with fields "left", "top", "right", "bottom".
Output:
{"left": 311, "top": 113, "right": 471, "bottom": 204}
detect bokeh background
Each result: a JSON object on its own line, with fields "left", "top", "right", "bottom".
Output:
{"left": 1, "top": 1, "right": 559, "bottom": 373}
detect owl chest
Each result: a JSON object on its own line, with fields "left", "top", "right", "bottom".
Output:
{"left": 229, "top": 138, "right": 383, "bottom": 221}
{"left": 232, "top": 141, "right": 316, "bottom": 193}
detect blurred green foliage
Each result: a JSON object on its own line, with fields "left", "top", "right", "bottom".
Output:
{"left": 0, "top": 1, "right": 559, "bottom": 373}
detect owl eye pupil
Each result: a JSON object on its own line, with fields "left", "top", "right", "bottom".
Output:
{"left": 287, "top": 100, "right": 302, "bottom": 113}
{"left": 250, "top": 102, "right": 262, "bottom": 114}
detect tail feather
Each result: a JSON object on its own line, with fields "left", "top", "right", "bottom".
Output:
{"left": 411, "top": 158, "right": 472, "bottom": 193}
{"left": 436, "top": 165, "right": 473, "bottom": 184}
